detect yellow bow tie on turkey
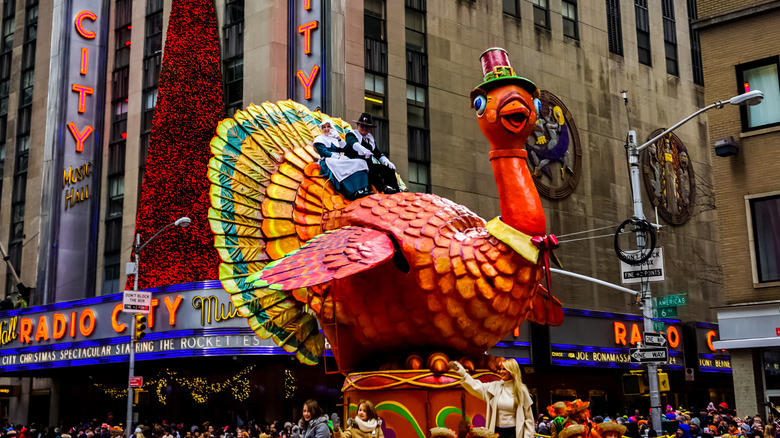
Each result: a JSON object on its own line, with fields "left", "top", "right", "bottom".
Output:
{"left": 486, "top": 217, "right": 540, "bottom": 264}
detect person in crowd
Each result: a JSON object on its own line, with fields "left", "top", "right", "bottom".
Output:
{"left": 314, "top": 119, "right": 371, "bottom": 200}
{"left": 764, "top": 423, "right": 777, "bottom": 438}
{"left": 558, "top": 424, "right": 587, "bottom": 438}
{"left": 333, "top": 399, "right": 382, "bottom": 438}
{"left": 595, "top": 421, "right": 627, "bottom": 438}
{"left": 548, "top": 402, "right": 569, "bottom": 438}
{"left": 562, "top": 400, "right": 593, "bottom": 438}
{"left": 345, "top": 113, "right": 400, "bottom": 195}
{"left": 448, "top": 358, "right": 534, "bottom": 438}
{"left": 294, "top": 399, "right": 331, "bottom": 438}
{"left": 677, "top": 424, "right": 693, "bottom": 438}
{"left": 536, "top": 417, "right": 551, "bottom": 436}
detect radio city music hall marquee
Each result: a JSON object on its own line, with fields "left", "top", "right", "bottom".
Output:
{"left": 0, "top": 286, "right": 286, "bottom": 370}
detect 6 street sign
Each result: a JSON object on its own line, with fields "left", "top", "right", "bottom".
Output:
{"left": 643, "top": 332, "right": 667, "bottom": 347}
{"left": 630, "top": 347, "right": 668, "bottom": 363}
{"left": 653, "top": 307, "right": 678, "bottom": 318}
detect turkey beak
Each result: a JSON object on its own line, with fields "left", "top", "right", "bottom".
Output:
{"left": 498, "top": 98, "right": 530, "bottom": 134}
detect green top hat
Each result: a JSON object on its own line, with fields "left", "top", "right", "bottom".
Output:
{"left": 471, "top": 47, "right": 539, "bottom": 102}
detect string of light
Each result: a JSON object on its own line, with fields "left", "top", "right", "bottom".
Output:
{"left": 89, "top": 365, "right": 255, "bottom": 404}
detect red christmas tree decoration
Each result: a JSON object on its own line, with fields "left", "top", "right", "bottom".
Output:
{"left": 131, "top": 0, "right": 222, "bottom": 289}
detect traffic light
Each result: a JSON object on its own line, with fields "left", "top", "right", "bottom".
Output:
{"left": 621, "top": 373, "right": 646, "bottom": 395}
{"left": 658, "top": 371, "right": 670, "bottom": 392}
{"left": 133, "top": 314, "right": 147, "bottom": 341}
{"left": 133, "top": 389, "right": 149, "bottom": 405}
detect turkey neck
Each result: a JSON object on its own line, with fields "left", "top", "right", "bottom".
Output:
{"left": 491, "top": 154, "right": 546, "bottom": 237}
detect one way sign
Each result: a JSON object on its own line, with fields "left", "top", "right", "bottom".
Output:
{"left": 644, "top": 332, "right": 667, "bottom": 347}
{"left": 630, "top": 347, "right": 668, "bottom": 363}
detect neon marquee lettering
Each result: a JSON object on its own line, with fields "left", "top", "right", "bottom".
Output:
{"left": 296, "top": 65, "right": 319, "bottom": 100}
{"left": 80, "top": 48, "right": 88, "bottom": 75}
{"left": 293, "top": 2, "right": 320, "bottom": 101}
{"left": 67, "top": 123, "right": 93, "bottom": 153}
{"left": 75, "top": 11, "right": 97, "bottom": 39}
{"left": 72, "top": 84, "right": 94, "bottom": 113}
{"left": 297, "top": 21, "right": 318, "bottom": 55}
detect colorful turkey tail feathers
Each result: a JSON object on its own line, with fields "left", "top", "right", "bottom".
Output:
{"left": 207, "top": 100, "right": 352, "bottom": 364}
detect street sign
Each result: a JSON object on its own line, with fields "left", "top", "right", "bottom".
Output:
{"left": 653, "top": 321, "right": 666, "bottom": 332}
{"left": 654, "top": 293, "right": 687, "bottom": 308}
{"left": 129, "top": 376, "right": 143, "bottom": 388}
{"left": 629, "top": 347, "right": 668, "bottom": 363}
{"left": 653, "top": 307, "right": 678, "bottom": 318}
{"left": 620, "top": 248, "right": 664, "bottom": 284}
{"left": 123, "top": 291, "right": 151, "bottom": 312}
{"left": 643, "top": 332, "right": 667, "bottom": 347}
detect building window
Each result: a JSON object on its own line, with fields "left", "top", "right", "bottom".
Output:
{"left": 408, "top": 127, "right": 430, "bottom": 193}
{"left": 405, "top": 9, "right": 425, "bottom": 53}
{"left": 407, "top": 84, "right": 426, "bottom": 128}
{"left": 223, "top": 0, "right": 243, "bottom": 117}
{"left": 503, "top": 0, "right": 520, "bottom": 17}
{"left": 737, "top": 56, "right": 780, "bottom": 131}
{"left": 635, "top": 0, "right": 651, "bottom": 66}
{"left": 562, "top": 0, "right": 578, "bottom": 39}
{"left": 662, "top": 0, "right": 678, "bottom": 76}
{"left": 748, "top": 194, "right": 780, "bottom": 283}
{"left": 144, "top": 7, "right": 163, "bottom": 57}
{"left": 606, "top": 0, "right": 623, "bottom": 55}
{"left": 365, "top": 72, "right": 385, "bottom": 118}
{"left": 686, "top": 0, "right": 703, "bottom": 85}
{"left": 365, "top": 0, "right": 385, "bottom": 41}
{"left": 532, "top": 0, "right": 549, "bottom": 28}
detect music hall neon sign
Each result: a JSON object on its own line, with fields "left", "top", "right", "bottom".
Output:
{"left": 63, "top": 9, "right": 97, "bottom": 210}
{"left": 291, "top": 0, "right": 323, "bottom": 108}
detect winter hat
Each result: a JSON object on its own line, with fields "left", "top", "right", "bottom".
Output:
{"left": 720, "top": 402, "right": 729, "bottom": 409}
{"left": 707, "top": 403, "right": 716, "bottom": 412}
{"left": 283, "top": 423, "right": 291, "bottom": 429}
{"left": 135, "top": 429, "right": 142, "bottom": 434}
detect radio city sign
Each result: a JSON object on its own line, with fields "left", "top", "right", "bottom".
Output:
{"left": 0, "top": 287, "right": 245, "bottom": 349}
{"left": 0, "top": 285, "right": 290, "bottom": 370}
{"left": 549, "top": 311, "right": 730, "bottom": 370}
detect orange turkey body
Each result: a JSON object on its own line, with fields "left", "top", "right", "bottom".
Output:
{"left": 209, "top": 48, "right": 561, "bottom": 373}
{"left": 315, "top": 191, "right": 544, "bottom": 371}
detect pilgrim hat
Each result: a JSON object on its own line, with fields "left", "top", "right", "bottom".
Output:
{"left": 471, "top": 47, "right": 539, "bottom": 103}
{"left": 353, "top": 113, "right": 376, "bottom": 128}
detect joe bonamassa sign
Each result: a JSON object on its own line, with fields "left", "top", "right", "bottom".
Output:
{"left": 0, "top": 285, "right": 284, "bottom": 370}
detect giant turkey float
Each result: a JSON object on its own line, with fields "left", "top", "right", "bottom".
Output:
{"left": 207, "top": 48, "right": 563, "bottom": 438}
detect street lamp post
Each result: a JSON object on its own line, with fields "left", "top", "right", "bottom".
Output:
{"left": 624, "top": 89, "right": 763, "bottom": 433}
{"left": 125, "top": 217, "right": 191, "bottom": 438}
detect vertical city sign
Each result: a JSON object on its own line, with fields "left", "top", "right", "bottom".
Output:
{"left": 289, "top": 0, "right": 324, "bottom": 111}
{"left": 41, "top": 1, "right": 109, "bottom": 302}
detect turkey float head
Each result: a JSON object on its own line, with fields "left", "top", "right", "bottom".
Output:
{"left": 207, "top": 48, "right": 563, "bottom": 374}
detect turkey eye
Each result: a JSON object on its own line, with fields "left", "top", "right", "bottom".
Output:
{"left": 473, "top": 95, "right": 487, "bottom": 116}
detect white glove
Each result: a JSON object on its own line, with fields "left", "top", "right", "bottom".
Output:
{"left": 353, "top": 144, "right": 373, "bottom": 159}
{"left": 448, "top": 360, "right": 467, "bottom": 377}
{"left": 380, "top": 156, "right": 396, "bottom": 170}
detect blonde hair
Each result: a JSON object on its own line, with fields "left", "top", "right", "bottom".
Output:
{"left": 502, "top": 358, "right": 528, "bottom": 407}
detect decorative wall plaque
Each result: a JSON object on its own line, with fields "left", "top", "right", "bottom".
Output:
{"left": 641, "top": 130, "right": 696, "bottom": 225}
{"left": 524, "top": 90, "right": 582, "bottom": 199}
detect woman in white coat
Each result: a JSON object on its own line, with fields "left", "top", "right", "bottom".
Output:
{"left": 448, "top": 358, "right": 535, "bottom": 438}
